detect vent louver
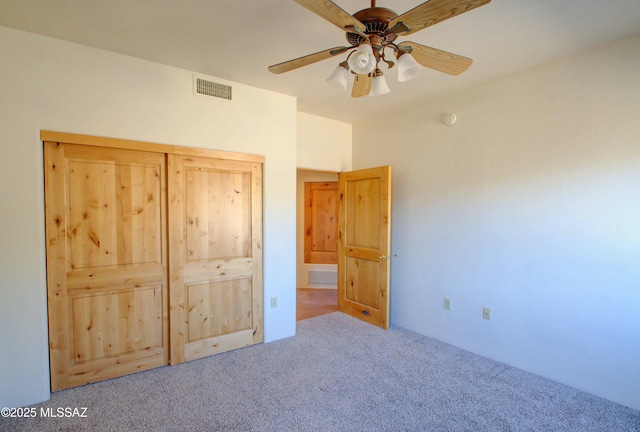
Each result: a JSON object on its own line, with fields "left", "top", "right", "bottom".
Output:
{"left": 308, "top": 270, "right": 338, "bottom": 286}
{"left": 195, "top": 77, "right": 232, "bottom": 100}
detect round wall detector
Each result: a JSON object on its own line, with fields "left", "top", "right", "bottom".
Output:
{"left": 443, "top": 113, "right": 457, "bottom": 126}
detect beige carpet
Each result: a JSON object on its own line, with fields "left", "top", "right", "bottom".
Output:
{"left": 2, "top": 312, "right": 638, "bottom": 431}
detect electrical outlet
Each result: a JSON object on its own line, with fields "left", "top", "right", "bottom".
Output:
{"left": 270, "top": 297, "right": 278, "bottom": 308}
{"left": 482, "top": 307, "right": 491, "bottom": 320}
{"left": 443, "top": 298, "right": 451, "bottom": 310}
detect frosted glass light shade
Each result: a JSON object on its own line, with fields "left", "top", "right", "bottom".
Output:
{"left": 325, "top": 62, "right": 350, "bottom": 91}
{"left": 397, "top": 52, "right": 422, "bottom": 82}
{"left": 370, "top": 73, "right": 390, "bottom": 96}
{"left": 348, "top": 44, "right": 376, "bottom": 75}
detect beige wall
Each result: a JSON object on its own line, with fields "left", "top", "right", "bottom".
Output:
{"left": 0, "top": 27, "right": 298, "bottom": 408}
{"left": 352, "top": 34, "right": 640, "bottom": 410}
{"left": 297, "top": 112, "right": 351, "bottom": 172}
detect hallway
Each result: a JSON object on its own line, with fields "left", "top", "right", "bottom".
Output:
{"left": 296, "top": 288, "right": 337, "bottom": 321}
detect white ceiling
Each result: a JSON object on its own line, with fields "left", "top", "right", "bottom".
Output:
{"left": 2, "top": 0, "right": 640, "bottom": 123}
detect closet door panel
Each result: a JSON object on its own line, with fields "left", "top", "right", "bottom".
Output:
{"left": 169, "top": 155, "right": 263, "bottom": 364}
{"left": 45, "top": 142, "right": 169, "bottom": 391}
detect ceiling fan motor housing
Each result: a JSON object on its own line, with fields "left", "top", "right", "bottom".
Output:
{"left": 346, "top": 7, "right": 399, "bottom": 47}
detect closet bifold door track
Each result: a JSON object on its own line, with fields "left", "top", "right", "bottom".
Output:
{"left": 43, "top": 131, "right": 264, "bottom": 391}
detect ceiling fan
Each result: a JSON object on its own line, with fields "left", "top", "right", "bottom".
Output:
{"left": 268, "top": 0, "right": 491, "bottom": 97}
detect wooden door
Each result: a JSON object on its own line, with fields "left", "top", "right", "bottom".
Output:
{"left": 44, "top": 131, "right": 265, "bottom": 390}
{"left": 304, "top": 182, "right": 338, "bottom": 264}
{"left": 168, "top": 155, "right": 263, "bottom": 364}
{"left": 44, "top": 142, "right": 168, "bottom": 391}
{"left": 338, "top": 166, "right": 391, "bottom": 329}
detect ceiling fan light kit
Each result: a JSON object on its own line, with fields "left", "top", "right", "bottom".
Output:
{"left": 348, "top": 43, "right": 377, "bottom": 74}
{"left": 370, "top": 68, "right": 391, "bottom": 96}
{"left": 396, "top": 51, "right": 422, "bottom": 83}
{"left": 326, "top": 61, "right": 350, "bottom": 90}
{"left": 269, "top": 0, "right": 492, "bottom": 98}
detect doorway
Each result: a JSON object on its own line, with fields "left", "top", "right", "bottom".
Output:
{"left": 296, "top": 169, "right": 339, "bottom": 320}
{"left": 295, "top": 166, "right": 392, "bottom": 328}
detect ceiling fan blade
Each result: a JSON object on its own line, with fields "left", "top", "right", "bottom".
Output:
{"left": 398, "top": 41, "right": 473, "bottom": 76}
{"left": 389, "top": 0, "right": 491, "bottom": 36}
{"left": 293, "top": 0, "right": 366, "bottom": 33}
{"left": 351, "top": 74, "right": 372, "bottom": 98}
{"left": 268, "top": 47, "right": 350, "bottom": 74}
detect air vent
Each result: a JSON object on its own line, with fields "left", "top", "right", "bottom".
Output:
{"left": 309, "top": 270, "right": 338, "bottom": 286}
{"left": 195, "top": 77, "right": 232, "bottom": 100}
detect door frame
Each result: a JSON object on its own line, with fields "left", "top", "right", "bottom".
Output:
{"left": 295, "top": 166, "right": 392, "bottom": 329}
{"left": 296, "top": 169, "right": 341, "bottom": 291}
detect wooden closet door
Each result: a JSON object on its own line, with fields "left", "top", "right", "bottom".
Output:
{"left": 168, "top": 155, "right": 263, "bottom": 364}
{"left": 45, "top": 142, "right": 168, "bottom": 391}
